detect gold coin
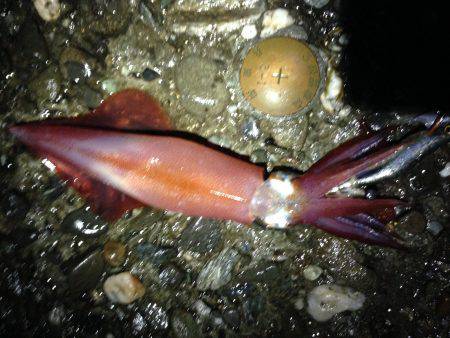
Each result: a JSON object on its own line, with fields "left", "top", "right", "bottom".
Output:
{"left": 240, "top": 37, "right": 320, "bottom": 116}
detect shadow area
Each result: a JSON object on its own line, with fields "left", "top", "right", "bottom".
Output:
{"left": 338, "top": 1, "right": 450, "bottom": 114}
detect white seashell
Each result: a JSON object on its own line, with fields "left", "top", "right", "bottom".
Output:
{"left": 260, "top": 8, "right": 295, "bottom": 38}
{"left": 307, "top": 284, "right": 365, "bottom": 321}
{"left": 241, "top": 24, "right": 258, "bottom": 40}
{"left": 320, "top": 67, "right": 344, "bottom": 114}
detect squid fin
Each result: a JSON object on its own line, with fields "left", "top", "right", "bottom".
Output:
{"left": 10, "top": 89, "right": 171, "bottom": 221}
{"left": 51, "top": 155, "right": 143, "bottom": 221}
{"left": 45, "top": 88, "right": 172, "bottom": 131}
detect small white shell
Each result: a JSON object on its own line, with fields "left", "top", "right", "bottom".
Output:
{"left": 439, "top": 162, "right": 450, "bottom": 178}
{"left": 33, "top": 0, "right": 61, "bottom": 22}
{"left": 241, "top": 24, "right": 258, "bottom": 40}
{"left": 320, "top": 67, "right": 344, "bottom": 114}
{"left": 260, "top": 8, "right": 295, "bottom": 38}
{"left": 307, "top": 284, "right": 365, "bottom": 321}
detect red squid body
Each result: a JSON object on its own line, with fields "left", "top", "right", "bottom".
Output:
{"left": 9, "top": 90, "right": 264, "bottom": 224}
{"left": 10, "top": 89, "right": 407, "bottom": 249}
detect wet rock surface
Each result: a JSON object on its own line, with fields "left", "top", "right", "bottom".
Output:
{"left": 0, "top": 0, "right": 449, "bottom": 337}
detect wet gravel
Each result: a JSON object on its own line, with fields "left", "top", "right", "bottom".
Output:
{"left": 1, "top": 0, "right": 449, "bottom": 337}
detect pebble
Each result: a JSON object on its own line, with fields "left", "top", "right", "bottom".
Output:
{"left": 132, "top": 303, "right": 169, "bottom": 333}
{"left": 436, "top": 290, "right": 450, "bottom": 316}
{"left": 179, "top": 217, "right": 222, "bottom": 254}
{"left": 241, "top": 24, "right": 258, "bottom": 40}
{"left": 260, "top": 9, "right": 295, "bottom": 38}
{"left": 196, "top": 248, "right": 240, "bottom": 291}
{"left": 440, "top": 162, "right": 450, "bottom": 177}
{"left": 176, "top": 56, "right": 229, "bottom": 116}
{"left": 222, "top": 308, "right": 240, "bottom": 329}
{"left": 142, "top": 68, "right": 160, "bottom": 81}
{"left": 171, "top": 310, "right": 201, "bottom": 338}
{"left": 103, "top": 272, "right": 145, "bottom": 304}
{"left": 307, "top": 284, "right": 366, "bottom": 322}
{"left": 193, "top": 300, "right": 211, "bottom": 318}
{"left": 28, "top": 66, "right": 62, "bottom": 106}
{"left": 159, "top": 265, "right": 184, "bottom": 287}
{"left": 294, "top": 297, "right": 305, "bottom": 310}
{"left": 303, "top": 265, "right": 323, "bottom": 281}
{"left": 60, "top": 207, "right": 108, "bottom": 237}
{"left": 136, "top": 243, "right": 177, "bottom": 267}
{"left": 59, "top": 47, "right": 94, "bottom": 83}
{"left": 398, "top": 211, "right": 426, "bottom": 235}
{"left": 167, "top": 0, "right": 265, "bottom": 36}
{"left": 303, "top": 0, "right": 330, "bottom": 9}
{"left": 48, "top": 305, "right": 65, "bottom": 325}
{"left": 426, "top": 220, "right": 443, "bottom": 236}
{"left": 33, "top": 0, "right": 61, "bottom": 22}
{"left": 0, "top": 190, "right": 30, "bottom": 231}
{"left": 66, "top": 250, "right": 105, "bottom": 295}
{"left": 103, "top": 241, "right": 126, "bottom": 267}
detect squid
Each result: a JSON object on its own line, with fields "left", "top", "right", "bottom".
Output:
{"left": 9, "top": 89, "right": 450, "bottom": 249}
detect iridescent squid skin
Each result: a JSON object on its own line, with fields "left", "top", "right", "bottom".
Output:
{"left": 9, "top": 89, "right": 449, "bottom": 250}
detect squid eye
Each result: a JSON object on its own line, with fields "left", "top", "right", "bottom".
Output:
{"left": 445, "top": 124, "right": 450, "bottom": 134}
{"left": 250, "top": 172, "right": 302, "bottom": 229}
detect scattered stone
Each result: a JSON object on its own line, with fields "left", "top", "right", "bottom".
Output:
{"left": 79, "top": 85, "right": 103, "bottom": 109}
{"left": 0, "top": 190, "right": 30, "bottom": 233}
{"left": 303, "top": 265, "right": 323, "bottom": 281}
{"left": 193, "top": 300, "right": 211, "bottom": 318}
{"left": 223, "top": 282, "right": 254, "bottom": 302}
{"left": 103, "top": 272, "right": 145, "bottom": 304}
{"left": 107, "top": 21, "right": 174, "bottom": 78}
{"left": 179, "top": 217, "right": 222, "bottom": 254}
{"left": 241, "top": 24, "right": 258, "bottom": 40}
{"left": 171, "top": 310, "right": 201, "bottom": 338}
{"left": 87, "top": 0, "right": 131, "bottom": 36}
{"left": 307, "top": 284, "right": 365, "bottom": 322}
{"left": 59, "top": 47, "right": 95, "bottom": 83}
{"left": 222, "top": 308, "right": 240, "bottom": 330}
{"left": 48, "top": 305, "right": 65, "bottom": 325}
{"left": 304, "top": 0, "right": 330, "bottom": 9}
{"left": 439, "top": 162, "right": 450, "bottom": 177}
{"left": 136, "top": 243, "right": 177, "bottom": 267}
{"left": 176, "top": 56, "right": 229, "bottom": 116}
{"left": 103, "top": 241, "right": 127, "bottom": 267}
{"left": 398, "top": 211, "right": 426, "bottom": 235}
{"left": 132, "top": 303, "right": 169, "bottom": 333}
{"left": 260, "top": 8, "right": 295, "bottom": 38}
{"left": 142, "top": 68, "right": 160, "bottom": 81}
{"left": 426, "top": 220, "right": 443, "bottom": 236}
{"left": 167, "top": 0, "right": 265, "bottom": 36}
{"left": 159, "top": 265, "right": 184, "bottom": 287}
{"left": 28, "top": 66, "right": 62, "bottom": 108}
{"left": 436, "top": 290, "right": 450, "bottom": 316}
{"left": 294, "top": 297, "right": 305, "bottom": 310}
{"left": 320, "top": 67, "right": 344, "bottom": 114}
{"left": 196, "top": 248, "right": 240, "bottom": 290}
{"left": 60, "top": 207, "right": 108, "bottom": 237}
{"left": 242, "top": 118, "right": 261, "bottom": 140}
{"left": 33, "top": 0, "right": 61, "bottom": 22}
{"left": 66, "top": 250, "right": 105, "bottom": 295}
